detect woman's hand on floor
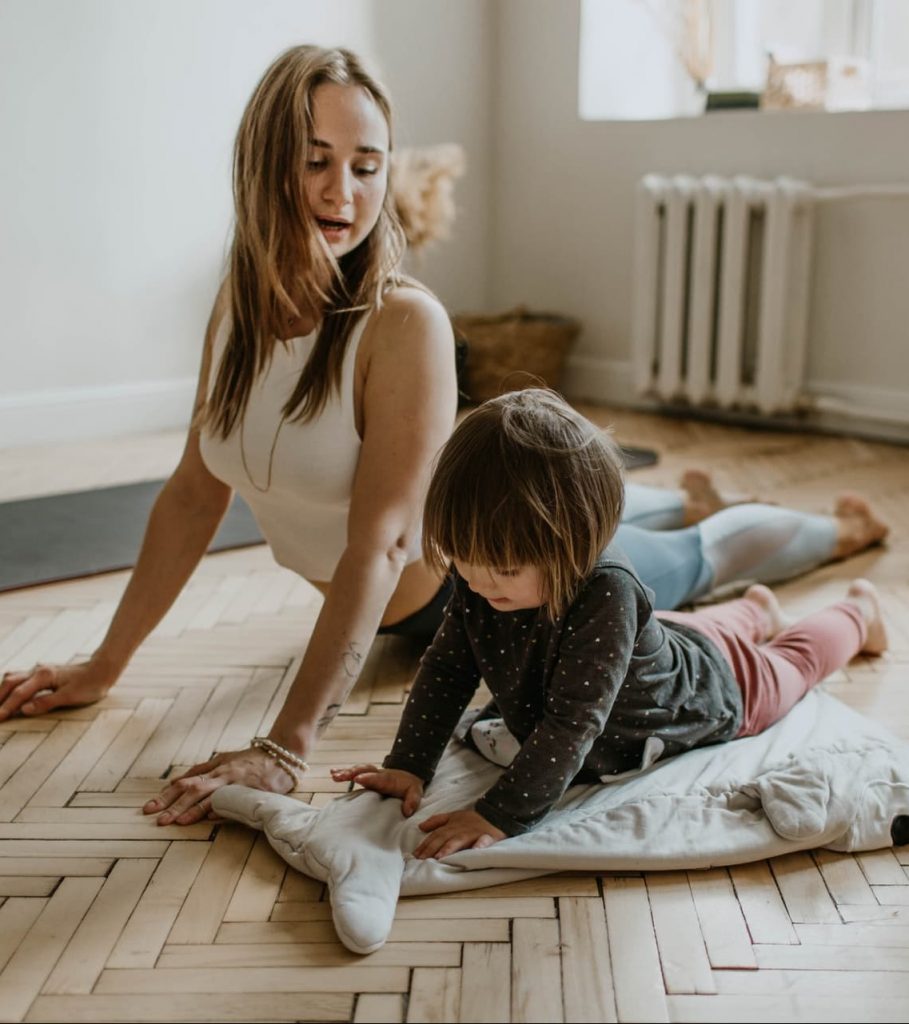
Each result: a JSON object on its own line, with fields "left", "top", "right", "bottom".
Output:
{"left": 0, "top": 661, "right": 115, "bottom": 720}
{"left": 330, "top": 764, "right": 425, "bottom": 817}
{"left": 413, "top": 809, "right": 506, "bottom": 859}
{"left": 143, "top": 747, "right": 295, "bottom": 826}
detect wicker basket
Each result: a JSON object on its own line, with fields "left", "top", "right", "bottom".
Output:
{"left": 451, "top": 306, "right": 580, "bottom": 403}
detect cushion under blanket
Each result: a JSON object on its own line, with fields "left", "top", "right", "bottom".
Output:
{"left": 212, "top": 692, "right": 909, "bottom": 954}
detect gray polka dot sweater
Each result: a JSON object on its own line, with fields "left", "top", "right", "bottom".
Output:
{"left": 383, "top": 549, "right": 743, "bottom": 836}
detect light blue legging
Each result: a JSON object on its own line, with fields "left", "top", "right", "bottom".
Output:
{"left": 618, "top": 483, "right": 838, "bottom": 610}
{"left": 385, "top": 484, "right": 841, "bottom": 637}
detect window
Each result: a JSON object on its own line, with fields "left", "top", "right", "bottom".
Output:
{"left": 579, "top": 0, "right": 909, "bottom": 120}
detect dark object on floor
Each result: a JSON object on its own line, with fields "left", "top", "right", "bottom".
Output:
{"left": 705, "top": 89, "right": 761, "bottom": 111}
{"left": 892, "top": 815, "right": 909, "bottom": 846}
{"left": 621, "top": 445, "right": 659, "bottom": 470}
{"left": 0, "top": 481, "right": 264, "bottom": 593}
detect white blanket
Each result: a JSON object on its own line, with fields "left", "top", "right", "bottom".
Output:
{"left": 213, "top": 693, "right": 909, "bottom": 954}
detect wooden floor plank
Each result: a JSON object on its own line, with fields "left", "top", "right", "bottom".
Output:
{"left": 0, "top": 878, "right": 58, "bottom": 897}
{"left": 0, "top": 877, "right": 103, "bottom": 1022}
{"left": 78, "top": 698, "right": 172, "bottom": 792}
{"left": 167, "top": 824, "right": 256, "bottom": 944}
{"left": 459, "top": 942, "right": 511, "bottom": 1024}
{"left": 407, "top": 967, "right": 461, "bottom": 1023}
{"left": 646, "top": 872, "right": 715, "bottom": 994}
{"left": 95, "top": 964, "right": 410, "bottom": 994}
{"left": 770, "top": 851, "right": 841, "bottom": 924}
{"left": 668, "top": 994, "right": 909, "bottom": 1022}
{"left": 856, "top": 849, "right": 909, "bottom": 886}
{"left": 729, "top": 861, "right": 799, "bottom": 944}
{"left": 602, "top": 877, "right": 668, "bottom": 1023}
{"left": 813, "top": 848, "right": 878, "bottom": 905}
{"left": 223, "top": 832, "right": 286, "bottom": 923}
{"left": 0, "top": 898, "right": 46, "bottom": 974}
{"left": 0, "top": 734, "right": 46, "bottom": 789}
{"left": 25, "top": 993, "right": 352, "bottom": 1022}
{"left": 0, "top": 858, "right": 112, "bottom": 877}
{"left": 394, "top": 897, "right": 555, "bottom": 920}
{"left": 106, "top": 841, "right": 209, "bottom": 969}
{"left": 43, "top": 858, "right": 157, "bottom": 994}
{"left": 27, "top": 710, "right": 133, "bottom": 807}
{"left": 354, "top": 994, "right": 405, "bottom": 1024}
{"left": 0, "top": 722, "right": 87, "bottom": 820}
{"left": 156, "top": 940, "right": 460, "bottom": 968}
{"left": 512, "top": 918, "right": 563, "bottom": 1024}
{"left": 753, "top": 942, "right": 909, "bottom": 971}
{"left": 217, "top": 918, "right": 510, "bottom": 945}
{"left": 559, "top": 896, "right": 617, "bottom": 1022}
{"left": 687, "top": 868, "right": 757, "bottom": 970}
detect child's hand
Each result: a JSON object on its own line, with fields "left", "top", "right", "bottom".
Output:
{"left": 330, "top": 764, "right": 424, "bottom": 816}
{"left": 413, "top": 809, "right": 506, "bottom": 859}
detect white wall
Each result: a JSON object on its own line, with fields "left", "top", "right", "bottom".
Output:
{"left": 0, "top": 0, "right": 492, "bottom": 445}
{"left": 490, "top": 0, "right": 909, "bottom": 433}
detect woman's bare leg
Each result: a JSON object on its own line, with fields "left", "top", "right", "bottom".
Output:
{"left": 680, "top": 469, "right": 756, "bottom": 525}
{"left": 833, "top": 494, "right": 890, "bottom": 560}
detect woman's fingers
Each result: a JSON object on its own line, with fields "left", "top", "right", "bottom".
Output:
{"left": 175, "top": 756, "right": 222, "bottom": 782}
{"left": 144, "top": 747, "right": 296, "bottom": 824}
{"left": 0, "top": 666, "right": 56, "bottom": 720}
{"left": 151, "top": 774, "right": 223, "bottom": 825}
{"left": 0, "top": 663, "right": 113, "bottom": 720}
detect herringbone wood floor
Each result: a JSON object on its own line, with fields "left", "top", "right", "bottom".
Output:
{"left": 0, "top": 406, "right": 907, "bottom": 1023}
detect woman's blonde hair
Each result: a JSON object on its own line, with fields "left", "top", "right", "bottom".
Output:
{"left": 423, "top": 389, "right": 626, "bottom": 618}
{"left": 201, "top": 45, "right": 406, "bottom": 438}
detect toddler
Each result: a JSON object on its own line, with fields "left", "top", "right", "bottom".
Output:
{"left": 332, "top": 390, "right": 887, "bottom": 859}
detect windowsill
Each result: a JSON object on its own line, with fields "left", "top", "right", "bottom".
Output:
{"left": 579, "top": 104, "right": 909, "bottom": 124}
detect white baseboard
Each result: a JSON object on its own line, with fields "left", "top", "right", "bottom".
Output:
{"left": 560, "top": 355, "right": 636, "bottom": 405}
{"left": 0, "top": 379, "right": 197, "bottom": 447}
{"left": 561, "top": 354, "right": 909, "bottom": 443}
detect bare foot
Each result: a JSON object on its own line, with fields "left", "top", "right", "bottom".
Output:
{"left": 833, "top": 494, "right": 890, "bottom": 560}
{"left": 845, "top": 579, "right": 889, "bottom": 656}
{"left": 743, "top": 584, "right": 792, "bottom": 640}
{"left": 680, "top": 469, "right": 757, "bottom": 525}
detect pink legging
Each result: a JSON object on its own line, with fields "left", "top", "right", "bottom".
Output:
{"left": 658, "top": 598, "right": 867, "bottom": 737}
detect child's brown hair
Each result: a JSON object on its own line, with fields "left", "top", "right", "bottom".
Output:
{"left": 423, "top": 389, "right": 625, "bottom": 617}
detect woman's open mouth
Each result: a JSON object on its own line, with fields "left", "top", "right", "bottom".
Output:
{"left": 316, "top": 216, "right": 352, "bottom": 241}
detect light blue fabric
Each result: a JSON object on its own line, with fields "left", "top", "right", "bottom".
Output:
{"left": 621, "top": 483, "right": 685, "bottom": 530}
{"left": 698, "top": 504, "right": 838, "bottom": 594}
{"left": 616, "top": 504, "right": 838, "bottom": 610}
{"left": 613, "top": 523, "right": 709, "bottom": 610}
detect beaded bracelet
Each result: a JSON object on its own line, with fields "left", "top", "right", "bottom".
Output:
{"left": 251, "top": 736, "right": 309, "bottom": 790}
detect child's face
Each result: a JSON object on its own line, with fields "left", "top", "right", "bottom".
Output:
{"left": 453, "top": 560, "right": 545, "bottom": 611}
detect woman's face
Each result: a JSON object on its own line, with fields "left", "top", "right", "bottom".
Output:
{"left": 304, "top": 82, "right": 389, "bottom": 258}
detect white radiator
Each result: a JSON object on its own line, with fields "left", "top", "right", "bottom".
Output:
{"left": 631, "top": 174, "right": 815, "bottom": 415}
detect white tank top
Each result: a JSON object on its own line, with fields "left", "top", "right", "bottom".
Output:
{"left": 199, "top": 312, "right": 370, "bottom": 582}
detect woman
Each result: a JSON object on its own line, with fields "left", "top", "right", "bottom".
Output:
{"left": 0, "top": 46, "right": 887, "bottom": 827}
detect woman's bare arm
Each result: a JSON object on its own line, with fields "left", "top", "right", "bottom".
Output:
{"left": 0, "top": 289, "right": 233, "bottom": 719}
{"left": 147, "top": 287, "right": 458, "bottom": 823}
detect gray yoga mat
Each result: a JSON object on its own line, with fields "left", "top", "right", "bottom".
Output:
{"left": 0, "top": 481, "right": 264, "bottom": 593}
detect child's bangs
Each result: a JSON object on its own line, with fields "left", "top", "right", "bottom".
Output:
{"left": 425, "top": 464, "right": 544, "bottom": 574}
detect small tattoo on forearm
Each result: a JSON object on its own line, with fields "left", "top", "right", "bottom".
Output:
{"left": 342, "top": 642, "right": 363, "bottom": 679}
{"left": 317, "top": 702, "right": 342, "bottom": 732}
